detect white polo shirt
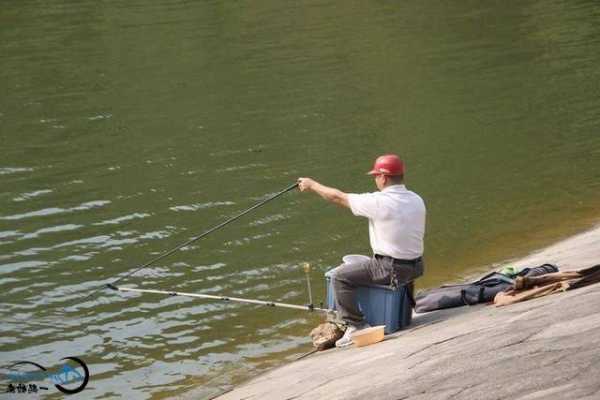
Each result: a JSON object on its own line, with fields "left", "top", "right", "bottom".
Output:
{"left": 347, "top": 185, "right": 425, "bottom": 260}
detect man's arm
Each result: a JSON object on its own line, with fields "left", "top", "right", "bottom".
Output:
{"left": 297, "top": 177, "right": 350, "bottom": 209}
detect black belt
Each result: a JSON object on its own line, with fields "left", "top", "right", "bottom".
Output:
{"left": 375, "top": 254, "right": 422, "bottom": 265}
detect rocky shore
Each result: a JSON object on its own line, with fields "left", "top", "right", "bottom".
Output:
{"left": 214, "top": 225, "right": 600, "bottom": 400}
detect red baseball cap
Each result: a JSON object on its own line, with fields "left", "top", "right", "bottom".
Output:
{"left": 367, "top": 154, "right": 405, "bottom": 176}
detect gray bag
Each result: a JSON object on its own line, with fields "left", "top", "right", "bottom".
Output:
{"left": 415, "top": 264, "right": 558, "bottom": 313}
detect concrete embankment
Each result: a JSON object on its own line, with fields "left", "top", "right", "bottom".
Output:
{"left": 215, "top": 225, "right": 600, "bottom": 400}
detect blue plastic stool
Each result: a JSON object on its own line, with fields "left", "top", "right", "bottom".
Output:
{"left": 325, "top": 269, "right": 413, "bottom": 334}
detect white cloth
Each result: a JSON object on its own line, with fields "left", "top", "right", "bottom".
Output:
{"left": 347, "top": 185, "right": 425, "bottom": 260}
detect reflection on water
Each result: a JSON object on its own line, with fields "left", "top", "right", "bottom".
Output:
{"left": 2, "top": 0, "right": 600, "bottom": 398}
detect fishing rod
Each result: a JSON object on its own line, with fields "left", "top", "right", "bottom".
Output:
{"left": 108, "top": 285, "right": 330, "bottom": 313}
{"left": 86, "top": 182, "right": 299, "bottom": 300}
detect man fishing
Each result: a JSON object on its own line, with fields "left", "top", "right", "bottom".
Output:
{"left": 298, "top": 154, "right": 426, "bottom": 347}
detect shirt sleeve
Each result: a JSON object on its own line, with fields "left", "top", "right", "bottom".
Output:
{"left": 347, "top": 192, "right": 382, "bottom": 219}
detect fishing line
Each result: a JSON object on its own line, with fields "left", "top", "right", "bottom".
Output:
{"left": 85, "top": 182, "right": 299, "bottom": 300}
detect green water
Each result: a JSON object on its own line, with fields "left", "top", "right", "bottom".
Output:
{"left": 2, "top": 1, "right": 600, "bottom": 398}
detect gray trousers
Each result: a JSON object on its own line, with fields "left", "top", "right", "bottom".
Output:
{"left": 332, "top": 255, "right": 424, "bottom": 325}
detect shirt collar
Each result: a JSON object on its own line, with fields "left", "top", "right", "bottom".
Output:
{"left": 382, "top": 184, "right": 407, "bottom": 193}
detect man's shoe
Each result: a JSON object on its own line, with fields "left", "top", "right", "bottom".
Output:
{"left": 335, "top": 323, "right": 371, "bottom": 348}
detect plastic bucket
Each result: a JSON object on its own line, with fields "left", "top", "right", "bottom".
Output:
{"left": 342, "top": 254, "right": 370, "bottom": 264}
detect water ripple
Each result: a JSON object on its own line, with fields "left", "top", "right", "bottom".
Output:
{"left": 216, "top": 163, "right": 268, "bottom": 172}
{"left": 169, "top": 201, "right": 235, "bottom": 212}
{"left": 94, "top": 212, "right": 151, "bottom": 226}
{"left": 248, "top": 213, "right": 288, "bottom": 226}
{"left": 12, "top": 189, "right": 53, "bottom": 202}
{"left": 0, "top": 167, "right": 34, "bottom": 175}
{"left": 20, "top": 224, "right": 83, "bottom": 240}
{"left": 0, "top": 230, "right": 21, "bottom": 240}
{"left": 0, "top": 200, "right": 111, "bottom": 220}
{"left": 0, "top": 260, "right": 47, "bottom": 275}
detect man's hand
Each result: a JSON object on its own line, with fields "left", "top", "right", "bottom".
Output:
{"left": 296, "top": 177, "right": 350, "bottom": 209}
{"left": 297, "top": 177, "right": 316, "bottom": 192}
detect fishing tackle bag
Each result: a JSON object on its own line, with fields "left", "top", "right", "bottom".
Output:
{"left": 414, "top": 264, "right": 558, "bottom": 313}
